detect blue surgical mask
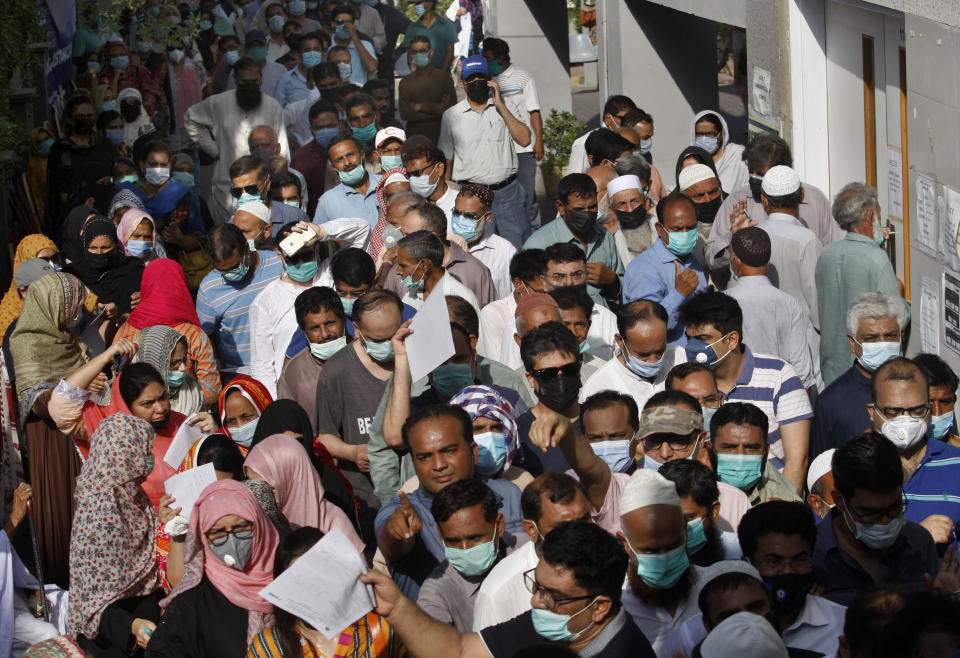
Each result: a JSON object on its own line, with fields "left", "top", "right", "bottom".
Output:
{"left": 246, "top": 238, "right": 257, "bottom": 251}
{"left": 684, "top": 333, "right": 732, "bottom": 370}
{"left": 117, "top": 174, "right": 139, "bottom": 185}
{"left": 413, "top": 2, "right": 426, "bottom": 17}
{"left": 686, "top": 517, "right": 708, "bottom": 555}
{"left": 101, "top": 100, "right": 118, "bottom": 112}
{"left": 380, "top": 154, "right": 403, "bottom": 171}
{"left": 840, "top": 496, "right": 905, "bottom": 550}
{"left": 445, "top": 532, "right": 500, "bottom": 576}
{"left": 237, "top": 191, "right": 263, "bottom": 207}
{"left": 268, "top": 14, "right": 285, "bottom": 32}
{"left": 474, "top": 431, "right": 508, "bottom": 475}
{"left": 309, "top": 335, "right": 347, "bottom": 361}
{"left": 854, "top": 339, "right": 900, "bottom": 372}
{"left": 639, "top": 138, "right": 653, "bottom": 154}
{"left": 37, "top": 138, "right": 55, "bottom": 155}
{"left": 338, "top": 162, "right": 366, "bottom": 186}
{"left": 629, "top": 542, "right": 689, "bottom": 589}
{"left": 530, "top": 599, "right": 597, "bottom": 642}
{"left": 171, "top": 171, "right": 195, "bottom": 188}
{"left": 166, "top": 369, "right": 186, "bottom": 390}
{"left": 411, "top": 52, "right": 430, "bottom": 69}
{"left": 199, "top": 19, "right": 214, "bottom": 31}
{"left": 928, "top": 411, "right": 954, "bottom": 440}
{"left": 284, "top": 200, "right": 301, "bottom": 209}
{"left": 341, "top": 296, "right": 357, "bottom": 316}
{"left": 289, "top": 0, "right": 307, "bottom": 15}
{"left": 715, "top": 453, "right": 764, "bottom": 491}
{"left": 663, "top": 227, "right": 698, "bottom": 256}
{"left": 432, "top": 362, "right": 474, "bottom": 398}
{"left": 126, "top": 239, "right": 153, "bottom": 259}
{"left": 701, "top": 405, "right": 719, "bottom": 438}
{"left": 111, "top": 55, "right": 130, "bottom": 70}
{"left": 643, "top": 454, "right": 662, "bottom": 472}
{"left": 314, "top": 127, "right": 338, "bottom": 147}
{"left": 335, "top": 25, "right": 349, "bottom": 41}
{"left": 302, "top": 50, "right": 322, "bottom": 68}
{"left": 224, "top": 50, "right": 241, "bottom": 66}
{"left": 351, "top": 122, "right": 377, "bottom": 144}
{"left": 451, "top": 213, "right": 482, "bottom": 242}
{"left": 223, "top": 257, "right": 250, "bottom": 282}
{"left": 695, "top": 135, "right": 719, "bottom": 153}
{"left": 285, "top": 258, "right": 319, "bottom": 283}
{"left": 401, "top": 260, "right": 426, "bottom": 293}
{"left": 579, "top": 339, "right": 590, "bottom": 354}
{"left": 248, "top": 46, "right": 268, "bottom": 63}
{"left": 87, "top": 60, "right": 101, "bottom": 73}
{"left": 230, "top": 417, "right": 259, "bottom": 448}
{"left": 590, "top": 439, "right": 632, "bottom": 473}
{"left": 360, "top": 330, "right": 395, "bottom": 362}
{"left": 145, "top": 167, "right": 170, "bottom": 186}
{"left": 623, "top": 348, "right": 663, "bottom": 379}
{"left": 337, "top": 61, "right": 352, "bottom": 81}
{"left": 409, "top": 170, "right": 438, "bottom": 198}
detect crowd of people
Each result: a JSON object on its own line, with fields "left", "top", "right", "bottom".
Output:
{"left": 2, "top": 1, "right": 960, "bottom": 656}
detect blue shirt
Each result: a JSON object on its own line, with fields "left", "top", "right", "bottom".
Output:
{"left": 312, "top": 173, "right": 382, "bottom": 225}
{"left": 328, "top": 40, "right": 376, "bottom": 86}
{"left": 622, "top": 239, "right": 706, "bottom": 343}
{"left": 374, "top": 478, "right": 523, "bottom": 599}
{"left": 810, "top": 365, "right": 873, "bottom": 459}
{"left": 195, "top": 250, "right": 283, "bottom": 373}
{"left": 904, "top": 438, "right": 960, "bottom": 533}
{"left": 273, "top": 66, "right": 311, "bottom": 107}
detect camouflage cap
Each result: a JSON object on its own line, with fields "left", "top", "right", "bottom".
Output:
{"left": 636, "top": 405, "right": 703, "bottom": 440}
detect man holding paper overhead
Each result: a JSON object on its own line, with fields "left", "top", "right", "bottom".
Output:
{"left": 361, "top": 520, "right": 655, "bottom": 657}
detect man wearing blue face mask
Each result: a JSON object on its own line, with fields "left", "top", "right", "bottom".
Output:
{"left": 290, "top": 98, "right": 340, "bottom": 215}
{"left": 623, "top": 191, "right": 706, "bottom": 343}
{"left": 811, "top": 292, "right": 905, "bottom": 460}
{"left": 914, "top": 352, "right": 960, "bottom": 446}
{"left": 417, "top": 479, "right": 525, "bottom": 632}
{"left": 274, "top": 31, "right": 326, "bottom": 106}
{"left": 813, "top": 432, "right": 940, "bottom": 606}
{"left": 314, "top": 134, "right": 382, "bottom": 225}
{"left": 328, "top": 5, "right": 377, "bottom": 85}
{"left": 617, "top": 469, "right": 707, "bottom": 656}
{"left": 452, "top": 183, "right": 516, "bottom": 299}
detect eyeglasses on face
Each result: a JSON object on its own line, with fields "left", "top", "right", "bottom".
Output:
{"left": 531, "top": 361, "right": 580, "bottom": 381}
{"left": 230, "top": 180, "right": 265, "bottom": 199}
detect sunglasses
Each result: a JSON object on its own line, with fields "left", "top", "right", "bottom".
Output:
{"left": 531, "top": 362, "right": 580, "bottom": 381}
{"left": 230, "top": 180, "right": 265, "bottom": 199}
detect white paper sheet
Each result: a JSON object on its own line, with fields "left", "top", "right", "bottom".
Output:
{"left": 258, "top": 529, "right": 375, "bottom": 638}
{"left": 942, "top": 186, "right": 960, "bottom": 272}
{"left": 163, "top": 414, "right": 204, "bottom": 468}
{"left": 920, "top": 277, "right": 940, "bottom": 354}
{"left": 405, "top": 290, "right": 455, "bottom": 383}
{"left": 752, "top": 66, "right": 772, "bottom": 117}
{"left": 163, "top": 463, "right": 217, "bottom": 520}
{"left": 886, "top": 148, "right": 903, "bottom": 220}
{"left": 916, "top": 174, "right": 938, "bottom": 256}
{"left": 944, "top": 271, "right": 960, "bottom": 357}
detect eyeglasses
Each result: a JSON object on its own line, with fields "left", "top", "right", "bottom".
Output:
{"left": 406, "top": 161, "right": 437, "bottom": 178}
{"left": 845, "top": 494, "right": 908, "bottom": 525}
{"left": 334, "top": 18, "right": 353, "bottom": 25}
{"left": 456, "top": 211, "right": 488, "bottom": 222}
{"left": 875, "top": 404, "right": 930, "bottom": 419}
{"left": 755, "top": 554, "right": 813, "bottom": 574}
{"left": 230, "top": 180, "right": 265, "bottom": 199}
{"left": 523, "top": 569, "right": 595, "bottom": 612}
{"left": 335, "top": 287, "right": 369, "bottom": 299}
{"left": 531, "top": 361, "right": 580, "bottom": 381}
{"left": 642, "top": 433, "right": 698, "bottom": 451}
{"left": 205, "top": 521, "right": 254, "bottom": 546}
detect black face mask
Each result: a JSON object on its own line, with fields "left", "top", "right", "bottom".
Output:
{"left": 73, "top": 117, "right": 95, "bottom": 135}
{"left": 693, "top": 195, "right": 722, "bottom": 224}
{"left": 150, "top": 416, "right": 169, "bottom": 431}
{"left": 87, "top": 250, "right": 116, "bottom": 271}
{"left": 616, "top": 207, "right": 648, "bottom": 231}
{"left": 564, "top": 208, "right": 598, "bottom": 238}
{"left": 236, "top": 82, "right": 263, "bottom": 110}
{"left": 762, "top": 572, "right": 814, "bottom": 613}
{"left": 749, "top": 177, "right": 764, "bottom": 203}
{"left": 120, "top": 104, "right": 140, "bottom": 122}
{"left": 465, "top": 79, "right": 490, "bottom": 103}
{"left": 534, "top": 373, "right": 581, "bottom": 412}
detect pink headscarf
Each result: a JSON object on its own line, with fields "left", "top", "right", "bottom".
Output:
{"left": 117, "top": 209, "right": 156, "bottom": 251}
{"left": 244, "top": 434, "right": 365, "bottom": 554}
{"left": 161, "top": 479, "right": 278, "bottom": 642}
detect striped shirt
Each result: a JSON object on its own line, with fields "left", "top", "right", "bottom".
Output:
{"left": 904, "top": 438, "right": 960, "bottom": 532}
{"left": 722, "top": 346, "right": 813, "bottom": 467}
{"left": 195, "top": 250, "right": 283, "bottom": 374}
{"left": 494, "top": 65, "right": 540, "bottom": 154}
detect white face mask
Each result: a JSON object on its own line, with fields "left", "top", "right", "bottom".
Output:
{"left": 876, "top": 410, "right": 929, "bottom": 451}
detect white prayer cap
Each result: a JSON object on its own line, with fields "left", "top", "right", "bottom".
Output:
{"left": 606, "top": 175, "right": 641, "bottom": 199}
{"left": 618, "top": 469, "right": 682, "bottom": 517}
{"left": 699, "top": 559, "right": 762, "bottom": 587}
{"left": 806, "top": 449, "right": 835, "bottom": 492}
{"left": 117, "top": 87, "right": 143, "bottom": 103}
{"left": 761, "top": 165, "right": 801, "bottom": 196}
{"left": 233, "top": 201, "right": 271, "bottom": 225}
{"left": 677, "top": 164, "right": 716, "bottom": 191}
{"left": 384, "top": 171, "right": 409, "bottom": 187}
{"left": 701, "top": 612, "right": 788, "bottom": 658}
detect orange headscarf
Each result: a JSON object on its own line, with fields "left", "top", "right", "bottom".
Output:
{"left": 0, "top": 234, "right": 58, "bottom": 336}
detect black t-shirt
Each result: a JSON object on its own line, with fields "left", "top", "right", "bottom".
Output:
{"left": 480, "top": 609, "right": 656, "bottom": 658}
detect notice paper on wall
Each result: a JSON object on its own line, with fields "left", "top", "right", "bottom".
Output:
{"left": 944, "top": 271, "right": 960, "bottom": 357}
{"left": 886, "top": 148, "right": 903, "bottom": 220}
{"left": 920, "top": 277, "right": 940, "bottom": 354}
{"left": 916, "top": 174, "right": 938, "bottom": 256}
{"left": 942, "top": 185, "right": 960, "bottom": 272}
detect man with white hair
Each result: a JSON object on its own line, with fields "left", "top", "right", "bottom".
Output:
{"left": 816, "top": 182, "right": 908, "bottom": 385}
{"left": 606, "top": 174, "right": 656, "bottom": 263}
{"left": 618, "top": 469, "right": 707, "bottom": 656}
{"left": 810, "top": 292, "right": 905, "bottom": 459}
{"left": 677, "top": 163, "right": 723, "bottom": 242}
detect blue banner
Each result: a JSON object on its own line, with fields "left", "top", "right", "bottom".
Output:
{"left": 44, "top": 0, "right": 76, "bottom": 111}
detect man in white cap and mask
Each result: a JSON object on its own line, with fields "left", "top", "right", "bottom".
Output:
{"left": 606, "top": 174, "right": 656, "bottom": 264}
{"left": 677, "top": 163, "right": 723, "bottom": 242}
{"left": 756, "top": 165, "right": 821, "bottom": 341}
{"left": 806, "top": 448, "right": 836, "bottom": 520}
{"left": 617, "top": 469, "right": 706, "bottom": 656}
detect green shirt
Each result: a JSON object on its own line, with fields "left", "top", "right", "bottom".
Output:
{"left": 402, "top": 12, "right": 458, "bottom": 69}
{"left": 814, "top": 232, "right": 909, "bottom": 386}
{"left": 747, "top": 461, "right": 803, "bottom": 505}
{"left": 522, "top": 216, "right": 624, "bottom": 308}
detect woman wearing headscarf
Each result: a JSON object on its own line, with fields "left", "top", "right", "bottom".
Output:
{"left": 116, "top": 88, "right": 157, "bottom": 149}
{"left": 250, "top": 399, "right": 360, "bottom": 534}
{"left": 368, "top": 168, "right": 409, "bottom": 270}
{"left": 132, "top": 325, "right": 204, "bottom": 416}
{"left": 98, "top": 37, "right": 166, "bottom": 123}
{"left": 689, "top": 110, "right": 749, "bottom": 195}
{"left": 59, "top": 205, "right": 97, "bottom": 265}
{"left": 147, "top": 480, "right": 279, "bottom": 656}
{"left": 248, "top": 528, "right": 408, "bottom": 658}
{"left": 68, "top": 413, "right": 163, "bottom": 656}
{"left": 217, "top": 375, "right": 274, "bottom": 454}
{"left": 116, "top": 209, "right": 160, "bottom": 263}
{"left": 0, "top": 235, "right": 60, "bottom": 337}
{"left": 112, "top": 258, "right": 220, "bottom": 405}
{"left": 63, "top": 215, "right": 144, "bottom": 316}
{"left": 9, "top": 272, "right": 90, "bottom": 588}
{"left": 448, "top": 385, "right": 532, "bottom": 490}
{"left": 108, "top": 189, "right": 145, "bottom": 224}
{"left": 244, "top": 434, "right": 365, "bottom": 554}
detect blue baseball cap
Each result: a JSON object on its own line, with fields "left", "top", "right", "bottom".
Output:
{"left": 460, "top": 54, "right": 489, "bottom": 80}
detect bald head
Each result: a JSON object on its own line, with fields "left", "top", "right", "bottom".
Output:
{"left": 248, "top": 125, "right": 279, "bottom": 154}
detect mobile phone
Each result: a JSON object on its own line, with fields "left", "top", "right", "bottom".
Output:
{"left": 279, "top": 229, "right": 314, "bottom": 258}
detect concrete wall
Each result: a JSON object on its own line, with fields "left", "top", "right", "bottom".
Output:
{"left": 641, "top": 0, "right": 746, "bottom": 27}
{"left": 598, "top": 0, "right": 719, "bottom": 184}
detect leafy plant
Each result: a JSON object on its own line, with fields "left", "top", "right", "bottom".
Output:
{"left": 542, "top": 109, "right": 587, "bottom": 170}
{"left": 0, "top": 0, "right": 46, "bottom": 180}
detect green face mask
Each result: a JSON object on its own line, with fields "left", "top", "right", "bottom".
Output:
{"left": 444, "top": 532, "right": 499, "bottom": 577}
{"left": 487, "top": 59, "right": 503, "bottom": 76}
{"left": 664, "top": 227, "right": 698, "bottom": 256}
{"left": 411, "top": 52, "right": 430, "bottom": 69}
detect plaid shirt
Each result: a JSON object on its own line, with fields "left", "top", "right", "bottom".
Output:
{"left": 460, "top": 0, "right": 483, "bottom": 20}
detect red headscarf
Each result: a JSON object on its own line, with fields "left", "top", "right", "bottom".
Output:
{"left": 128, "top": 258, "right": 201, "bottom": 329}
{"left": 161, "top": 479, "right": 278, "bottom": 643}
{"left": 217, "top": 374, "right": 273, "bottom": 440}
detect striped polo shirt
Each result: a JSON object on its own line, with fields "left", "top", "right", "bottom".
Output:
{"left": 723, "top": 346, "right": 814, "bottom": 468}
{"left": 904, "top": 438, "right": 960, "bottom": 532}
{"left": 195, "top": 250, "right": 283, "bottom": 374}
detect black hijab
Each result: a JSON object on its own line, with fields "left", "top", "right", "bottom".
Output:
{"left": 63, "top": 215, "right": 144, "bottom": 314}
{"left": 60, "top": 204, "right": 97, "bottom": 264}
{"left": 674, "top": 145, "right": 728, "bottom": 199}
{"left": 250, "top": 399, "right": 361, "bottom": 534}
